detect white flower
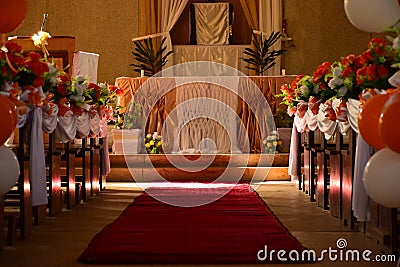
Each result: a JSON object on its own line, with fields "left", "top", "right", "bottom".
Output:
{"left": 49, "top": 76, "right": 57, "bottom": 86}
{"left": 146, "top": 134, "right": 152, "bottom": 139}
{"left": 313, "top": 85, "right": 320, "bottom": 94}
{"left": 70, "top": 95, "right": 85, "bottom": 102}
{"left": 76, "top": 75, "right": 86, "bottom": 83}
{"left": 300, "top": 85, "right": 309, "bottom": 95}
{"left": 76, "top": 83, "right": 87, "bottom": 96}
{"left": 328, "top": 77, "right": 343, "bottom": 89}
{"left": 338, "top": 87, "right": 348, "bottom": 96}
{"left": 153, "top": 132, "right": 158, "bottom": 139}
{"left": 263, "top": 139, "right": 267, "bottom": 144}
{"left": 82, "top": 104, "right": 91, "bottom": 111}
{"left": 393, "top": 37, "right": 400, "bottom": 50}
{"left": 333, "top": 67, "right": 342, "bottom": 78}
{"left": 47, "top": 63, "right": 58, "bottom": 74}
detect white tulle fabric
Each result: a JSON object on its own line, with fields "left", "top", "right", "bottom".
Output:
{"left": 293, "top": 98, "right": 361, "bottom": 137}
{"left": 89, "top": 110, "right": 101, "bottom": 137}
{"left": 55, "top": 110, "right": 77, "bottom": 143}
{"left": 29, "top": 108, "right": 48, "bottom": 206}
{"left": 75, "top": 111, "right": 90, "bottom": 139}
{"left": 42, "top": 104, "right": 59, "bottom": 134}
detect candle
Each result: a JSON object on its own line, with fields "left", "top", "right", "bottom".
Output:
{"left": 141, "top": 70, "right": 145, "bottom": 77}
{"left": 281, "top": 69, "right": 286, "bottom": 76}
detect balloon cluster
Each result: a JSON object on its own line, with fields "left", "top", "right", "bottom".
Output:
{"left": 344, "top": 0, "right": 400, "bottom": 33}
{"left": 344, "top": 0, "right": 400, "bottom": 208}
{"left": 359, "top": 89, "right": 400, "bottom": 208}
{"left": 0, "top": 0, "right": 27, "bottom": 194}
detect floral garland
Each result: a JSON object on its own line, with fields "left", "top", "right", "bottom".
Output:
{"left": 0, "top": 39, "right": 124, "bottom": 119}
{"left": 278, "top": 34, "right": 399, "bottom": 122}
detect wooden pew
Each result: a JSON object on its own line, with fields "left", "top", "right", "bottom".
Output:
{"left": 74, "top": 138, "right": 92, "bottom": 203}
{"left": 341, "top": 129, "right": 356, "bottom": 228}
{"left": 61, "top": 142, "right": 77, "bottom": 209}
{"left": 3, "top": 127, "right": 33, "bottom": 240}
{"left": 99, "top": 137, "right": 107, "bottom": 190}
{"left": 45, "top": 133, "right": 63, "bottom": 217}
{"left": 326, "top": 129, "right": 342, "bottom": 219}
{"left": 90, "top": 138, "right": 100, "bottom": 196}
{"left": 0, "top": 196, "right": 4, "bottom": 250}
{"left": 302, "top": 131, "right": 317, "bottom": 202}
{"left": 315, "top": 132, "right": 329, "bottom": 210}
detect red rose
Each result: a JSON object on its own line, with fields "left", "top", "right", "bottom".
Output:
{"left": 365, "top": 65, "right": 378, "bottom": 81}
{"left": 5, "top": 41, "right": 22, "bottom": 53}
{"left": 33, "top": 77, "right": 45, "bottom": 87}
{"left": 57, "top": 85, "right": 68, "bottom": 95}
{"left": 342, "top": 54, "right": 356, "bottom": 66}
{"left": 108, "top": 85, "right": 117, "bottom": 91}
{"left": 70, "top": 104, "right": 82, "bottom": 115}
{"left": 377, "top": 64, "right": 389, "bottom": 77}
{"left": 116, "top": 88, "right": 124, "bottom": 96}
{"left": 280, "top": 84, "right": 288, "bottom": 93}
{"left": 26, "top": 52, "right": 42, "bottom": 61}
{"left": 368, "top": 38, "right": 386, "bottom": 49}
{"left": 7, "top": 53, "right": 25, "bottom": 66}
{"left": 359, "top": 50, "right": 374, "bottom": 65}
{"left": 356, "top": 67, "right": 367, "bottom": 85}
{"left": 342, "top": 66, "right": 353, "bottom": 78}
{"left": 87, "top": 82, "right": 100, "bottom": 90}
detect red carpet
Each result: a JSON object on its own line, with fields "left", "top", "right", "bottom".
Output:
{"left": 78, "top": 184, "right": 312, "bottom": 264}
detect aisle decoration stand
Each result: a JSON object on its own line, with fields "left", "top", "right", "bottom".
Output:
{"left": 0, "top": 33, "right": 123, "bottom": 207}
{"left": 281, "top": 32, "right": 400, "bottom": 220}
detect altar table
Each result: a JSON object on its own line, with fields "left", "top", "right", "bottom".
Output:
{"left": 115, "top": 76, "right": 295, "bottom": 153}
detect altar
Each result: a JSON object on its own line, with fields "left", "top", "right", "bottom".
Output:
{"left": 115, "top": 75, "right": 295, "bottom": 153}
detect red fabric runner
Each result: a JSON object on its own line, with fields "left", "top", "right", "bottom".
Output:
{"left": 78, "top": 184, "right": 311, "bottom": 264}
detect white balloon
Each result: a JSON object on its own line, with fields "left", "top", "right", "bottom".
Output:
{"left": 344, "top": 0, "right": 400, "bottom": 32}
{"left": 363, "top": 148, "right": 400, "bottom": 208}
{"left": 0, "top": 145, "right": 20, "bottom": 195}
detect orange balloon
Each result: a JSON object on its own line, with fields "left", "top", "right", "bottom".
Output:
{"left": 358, "top": 94, "right": 390, "bottom": 150}
{"left": 379, "top": 93, "right": 400, "bottom": 154}
{"left": 0, "top": 0, "right": 28, "bottom": 33}
{"left": 0, "top": 95, "right": 18, "bottom": 146}
{"left": 0, "top": 95, "right": 18, "bottom": 129}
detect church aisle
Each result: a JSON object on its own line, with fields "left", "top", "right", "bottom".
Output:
{"left": 0, "top": 183, "right": 397, "bottom": 267}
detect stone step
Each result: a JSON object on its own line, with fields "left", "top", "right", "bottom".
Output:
{"left": 107, "top": 153, "right": 290, "bottom": 182}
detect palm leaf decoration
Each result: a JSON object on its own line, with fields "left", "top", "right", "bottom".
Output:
{"left": 130, "top": 36, "right": 173, "bottom": 77}
{"left": 242, "top": 30, "right": 286, "bottom": 75}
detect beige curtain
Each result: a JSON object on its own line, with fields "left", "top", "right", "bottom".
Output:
{"left": 239, "top": 0, "right": 259, "bottom": 30}
{"left": 161, "top": 0, "right": 189, "bottom": 68}
{"left": 139, "top": 0, "right": 188, "bottom": 69}
{"left": 260, "top": 0, "right": 283, "bottom": 76}
{"left": 239, "top": 0, "right": 259, "bottom": 76}
{"left": 140, "top": 0, "right": 160, "bottom": 35}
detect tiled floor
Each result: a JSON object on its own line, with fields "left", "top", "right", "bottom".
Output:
{"left": 0, "top": 182, "right": 398, "bottom": 267}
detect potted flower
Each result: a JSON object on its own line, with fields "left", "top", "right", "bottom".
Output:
{"left": 111, "top": 102, "right": 143, "bottom": 154}
{"left": 144, "top": 132, "right": 162, "bottom": 154}
{"left": 263, "top": 131, "right": 282, "bottom": 154}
